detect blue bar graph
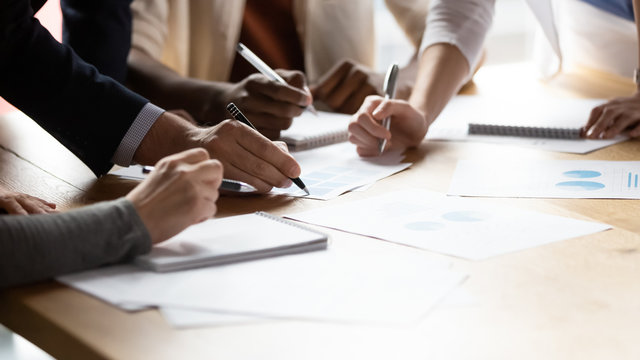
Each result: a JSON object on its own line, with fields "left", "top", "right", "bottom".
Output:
{"left": 626, "top": 172, "right": 639, "bottom": 189}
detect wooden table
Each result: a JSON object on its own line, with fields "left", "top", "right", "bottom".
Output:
{"left": 1, "top": 63, "right": 640, "bottom": 359}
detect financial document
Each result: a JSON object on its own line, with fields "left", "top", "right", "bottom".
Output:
{"left": 287, "top": 190, "right": 610, "bottom": 260}
{"left": 271, "top": 142, "right": 411, "bottom": 200}
{"left": 449, "top": 159, "right": 640, "bottom": 199}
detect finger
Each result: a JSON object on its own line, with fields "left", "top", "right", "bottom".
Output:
{"left": 337, "top": 82, "right": 378, "bottom": 114}
{"left": 276, "top": 69, "right": 308, "bottom": 92}
{"left": 158, "top": 147, "right": 210, "bottom": 167}
{"left": 311, "top": 61, "right": 353, "bottom": 99}
{"left": 371, "top": 99, "right": 410, "bottom": 121}
{"left": 348, "top": 123, "right": 382, "bottom": 148}
{"left": 234, "top": 130, "right": 301, "bottom": 179}
{"left": 242, "top": 95, "right": 303, "bottom": 120}
{"left": 629, "top": 123, "right": 640, "bottom": 137}
{"left": 323, "top": 69, "right": 368, "bottom": 110}
{"left": 222, "top": 161, "right": 274, "bottom": 193}
{"left": 228, "top": 140, "right": 295, "bottom": 188}
{"left": 245, "top": 76, "right": 309, "bottom": 106}
{"left": 16, "top": 197, "right": 51, "bottom": 214}
{"left": 584, "top": 104, "right": 605, "bottom": 132}
{"left": 243, "top": 111, "right": 294, "bottom": 132}
{"left": 587, "top": 108, "right": 619, "bottom": 139}
{"left": 356, "top": 145, "right": 383, "bottom": 158}
{"left": 354, "top": 111, "right": 392, "bottom": 140}
{"left": 2, "top": 200, "right": 28, "bottom": 215}
{"left": 603, "top": 115, "right": 636, "bottom": 138}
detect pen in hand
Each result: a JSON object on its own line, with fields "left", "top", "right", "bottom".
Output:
{"left": 378, "top": 63, "right": 399, "bottom": 154}
{"left": 142, "top": 166, "right": 256, "bottom": 193}
{"left": 226, "top": 103, "right": 310, "bottom": 195}
{"left": 236, "top": 42, "right": 318, "bottom": 116}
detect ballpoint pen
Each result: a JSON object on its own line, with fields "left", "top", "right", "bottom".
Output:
{"left": 378, "top": 63, "right": 399, "bottom": 154}
{"left": 236, "top": 42, "right": 318, "bottom": 116}
{"left": 226, "top": 103, "right": 310, "bottom": 195}
{"left": 142, "top": 166, "right": 257, "bottom": 193}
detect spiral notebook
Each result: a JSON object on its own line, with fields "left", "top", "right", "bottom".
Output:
{"left": 279, "top": 111, "right": 350, "bottom": 150}
{"left": 135, "top": 212, "right": 328, "bottom": 272}
{"left": 468, "top": 123, "right": 582, "bottom": 139}
{"left": 450, "top": 95, "right": 602, "bottom": 140}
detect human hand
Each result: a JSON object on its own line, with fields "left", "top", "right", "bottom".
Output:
{"left": 134, "top": 112, "right": 301, "bottom": 193}
{"left": 0, "top": 185, "right": 56, "bottom": 215}
{"left": 216, "top": 70, "right": 312, "bottom": 140}
{"left": 126, "top": 148, "right": 223, "bottom": 244}
{"left": 584, "top": 91, "right": 640, "bottom": 139}
{"left": 348, "top": 95, "right": 428, "bottom": 157}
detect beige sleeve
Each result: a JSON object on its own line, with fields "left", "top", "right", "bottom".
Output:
{"left": 131, "top": 0, "right": 170, "bottom": 59}
{"left": 384, "top": 0, "right": 430, "bottom": 49}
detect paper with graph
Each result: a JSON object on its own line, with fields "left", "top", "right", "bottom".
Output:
{"left": 286, "top": 190, "right": 610, "bottom": 260}
{"left": 271, "top": 142, "right": 410, "bottom": 200}
{"left": 449, "top": 160, "right": 640, "bottom": 199}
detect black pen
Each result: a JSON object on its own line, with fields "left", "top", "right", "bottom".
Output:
{"left": 226, "top": 103, "right": 310, "bottom": 195}
{"left": 142, "top": 166, "right": 256, "bottom": 193}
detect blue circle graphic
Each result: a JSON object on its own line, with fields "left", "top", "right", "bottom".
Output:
{"left": 563, "top": 170, "right": 602, "bottom": 179}
{"left": 404, "top": 221, "right": 446, "bottom": 231}
{"left": 555, "top": 181, "right": 605, "bottom": 191}
{"left": 442, "top": 211, "right": 489, "bottom": 222}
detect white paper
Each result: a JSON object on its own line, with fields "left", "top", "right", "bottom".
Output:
{"left": 286, "top": 190, "right": 610, "bottom": 260}
{"left": 272, "top": 142, "right": 411, "bottom": 200}
{"left": 159, "top": 307, "right": 264, "bottom": 328}
{"left": 58, "top": 237, "right": 464, "bottom": 325}
{"left": 426, "top": 96, "right": 627, "bottom": 154}
{"left": 449, "top": 159, "right": 640, "bottom": 199}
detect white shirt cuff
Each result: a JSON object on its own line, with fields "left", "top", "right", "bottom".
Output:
{"left": 111, "top": 103, "right": 165, "bottom": 166}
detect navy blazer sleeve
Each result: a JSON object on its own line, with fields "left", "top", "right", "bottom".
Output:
{"left": 0, "top": 0, "right": 149, "bottom": 176}
{"left": 61, "top": 0, "right": 133, "bottom": 83}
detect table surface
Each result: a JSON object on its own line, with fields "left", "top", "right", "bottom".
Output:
{"left": 1, "top": 63, "right": 640, "bottom": 360}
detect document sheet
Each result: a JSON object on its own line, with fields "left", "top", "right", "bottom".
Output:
{"left": 286, "top": 190, "right": 610, "bottom": 260}
{"left": 449, "top": 160, "right": 640, "bottom": 199}
{"left": 271, "top": 142, "right": 411, "bottom": 200}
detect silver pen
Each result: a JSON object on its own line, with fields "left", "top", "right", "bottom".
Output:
{"left": 236, "top": 42, "right": 318, "bottom": 115}
{"left": 378, "top": 64, "right": 399, "bottom": 154}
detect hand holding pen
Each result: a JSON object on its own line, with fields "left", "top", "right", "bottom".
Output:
{"left": 227, "top": 103, "right": 310, "bottom": 195}
{"left": 236, "top": 43, "right": 318, "bottom": 117}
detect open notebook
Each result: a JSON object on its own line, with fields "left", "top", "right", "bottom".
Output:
{"left": 279, "top": 111, "right": 350, "bottom": 150}
{"left": 135, "top": 212, "right": 328, "bottom": 272}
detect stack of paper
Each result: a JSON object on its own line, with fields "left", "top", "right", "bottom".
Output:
{"left": 280, "top": 111, "right": 350, "bottom": 151}
{"left": 58, "top": 229, "right": 465, "bottom": 327}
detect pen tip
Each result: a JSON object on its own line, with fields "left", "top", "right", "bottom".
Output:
{"left": 303, "top": 188, "right": 310, "bottom": 195}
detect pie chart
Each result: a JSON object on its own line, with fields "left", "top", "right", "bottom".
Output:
{"left": 555, "top": 181, "right": 605, "bottom": 191}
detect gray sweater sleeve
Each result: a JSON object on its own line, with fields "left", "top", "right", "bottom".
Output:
{"left": 0, "top": 198, "right": 152, "bottom": 289}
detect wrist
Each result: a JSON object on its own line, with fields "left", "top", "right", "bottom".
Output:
{"left": 133, "top": 111, "right": 201, "bottom": 165}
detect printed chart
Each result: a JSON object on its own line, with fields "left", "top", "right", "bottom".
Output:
{"left": 448, "top": 160, "right": 640, "bottom": 199}
{"left": 287, "top": 190, "right": 610, "bottom": 260}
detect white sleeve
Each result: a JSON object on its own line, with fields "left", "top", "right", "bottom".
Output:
{"left": 420, "top": 0, "right": 496, "bottom": 73}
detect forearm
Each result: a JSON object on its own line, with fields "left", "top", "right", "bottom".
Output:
{"left": 409, "top": 44, "right": 470, "bottom": 124}
{"left": 127, "top": 49, "right": 229, "bottom": 124}
{"left": 0, "top": 199, "right": 151, "bottom": 288}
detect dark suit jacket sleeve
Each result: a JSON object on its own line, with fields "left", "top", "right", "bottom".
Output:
{"left": 61, "top": 0, "right": 133, "bottom": 83}
{"left": 0, "top": 0, "right": 149, "bottom": 176}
